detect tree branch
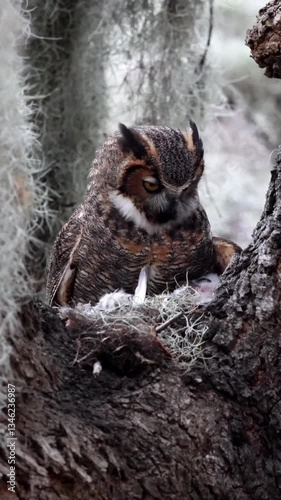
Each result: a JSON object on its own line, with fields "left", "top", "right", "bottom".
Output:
{"left": 246, "top": 0, "right": 281, "bottom": 78}
{"left": 1, "top": 145, "right": 281, "bottom": 498}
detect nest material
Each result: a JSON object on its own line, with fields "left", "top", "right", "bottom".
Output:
{"left": 60, "top": 286, "right": 209, "bottom": 375}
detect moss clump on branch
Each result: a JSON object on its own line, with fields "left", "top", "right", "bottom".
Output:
{"left": 0, "top": 1, "right": 46, "bottom": 409}
{"left": 59, "top": 285, "right": 209, "bottom": 375}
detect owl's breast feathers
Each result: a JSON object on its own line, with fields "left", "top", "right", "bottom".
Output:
{"left": 117, "top": 224, "right": 214, "bottom": 293}
{"left": 46, "top": 202, "right": 223, "bottom": 306}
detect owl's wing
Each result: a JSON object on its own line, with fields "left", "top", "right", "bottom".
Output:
{"left": 212, "top": 236, "right": 241, "bottom": 274}
{"left": 46, "top": 210, "right": 84, "bottom": 306}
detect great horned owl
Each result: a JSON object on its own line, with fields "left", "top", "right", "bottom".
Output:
{"left": 46, "top": 123, "right": 240, "bottom": 306}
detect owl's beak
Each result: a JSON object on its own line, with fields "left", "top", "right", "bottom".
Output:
{"left": 155, "top": 196, "right": 177, "bottom": 223}
{"left": 163, "top": 182, "right": 191, "bottom": 196}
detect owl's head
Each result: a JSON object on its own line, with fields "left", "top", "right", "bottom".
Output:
{"left": 92, "top": 123, "right": 205, "bottom": 233}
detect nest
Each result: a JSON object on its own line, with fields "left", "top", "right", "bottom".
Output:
{"left": 59, "top": 285, "right": 209, "bottom": 376}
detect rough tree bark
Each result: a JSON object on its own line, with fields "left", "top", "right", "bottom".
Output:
{"left": 1, "top": 2, "right": 281, "bottom": 499}
{"left": 246, "top": 0, "right": 281, "bottom": 77}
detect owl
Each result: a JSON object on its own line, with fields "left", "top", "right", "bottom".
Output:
{"left": 46, "top": 123, "right": 240, "bottom": 307}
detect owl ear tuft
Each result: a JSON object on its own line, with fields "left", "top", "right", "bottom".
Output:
{"left": 118, "top": 123, "right": 146, "bottom": 159}
{"left": 189, "top": 120, "right": 204, "bottom": 160}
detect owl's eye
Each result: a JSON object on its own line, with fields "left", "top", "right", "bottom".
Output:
{"left": 143, "top": 179, "right": 161, "bottom": 193}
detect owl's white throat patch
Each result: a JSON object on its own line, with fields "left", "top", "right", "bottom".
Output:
{"left": 109, "top": 191, "right": 197, "bottom": 234}
{"left": 109, "top": 191, "right": 158, "bottom": 234}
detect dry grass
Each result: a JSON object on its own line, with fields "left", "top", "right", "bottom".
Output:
{"left": 0, "top": 1, "right": 46, "bottom": 407}
{"left": 60, "top": 285, "right": 209, "bottom": 373}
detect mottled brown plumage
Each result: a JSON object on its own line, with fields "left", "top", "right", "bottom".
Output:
{"left": 46, "top": 123, "right": 240, "bottom": 306}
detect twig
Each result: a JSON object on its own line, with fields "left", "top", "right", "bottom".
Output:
{"left": 155, "top": 311, "right": 184, "bottom": 334}
{"left": 72, "top": 339, "right": 82, "bottom": 365}
{"left": 77, "top": 349, "right": 96, "bottom": 365}
{"left": 196, "top": 0, "right": 214, "bottom": 75}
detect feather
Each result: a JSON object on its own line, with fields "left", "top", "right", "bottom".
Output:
{"left": 118, "top": 123, "right": 146, "bottom": 159}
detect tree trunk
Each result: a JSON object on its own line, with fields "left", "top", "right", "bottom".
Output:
{"left": 25, "top": 0, "right": 108, "bottom": 288}
{"left": 1, "top": 2, "right": 281, "bottom": 499}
